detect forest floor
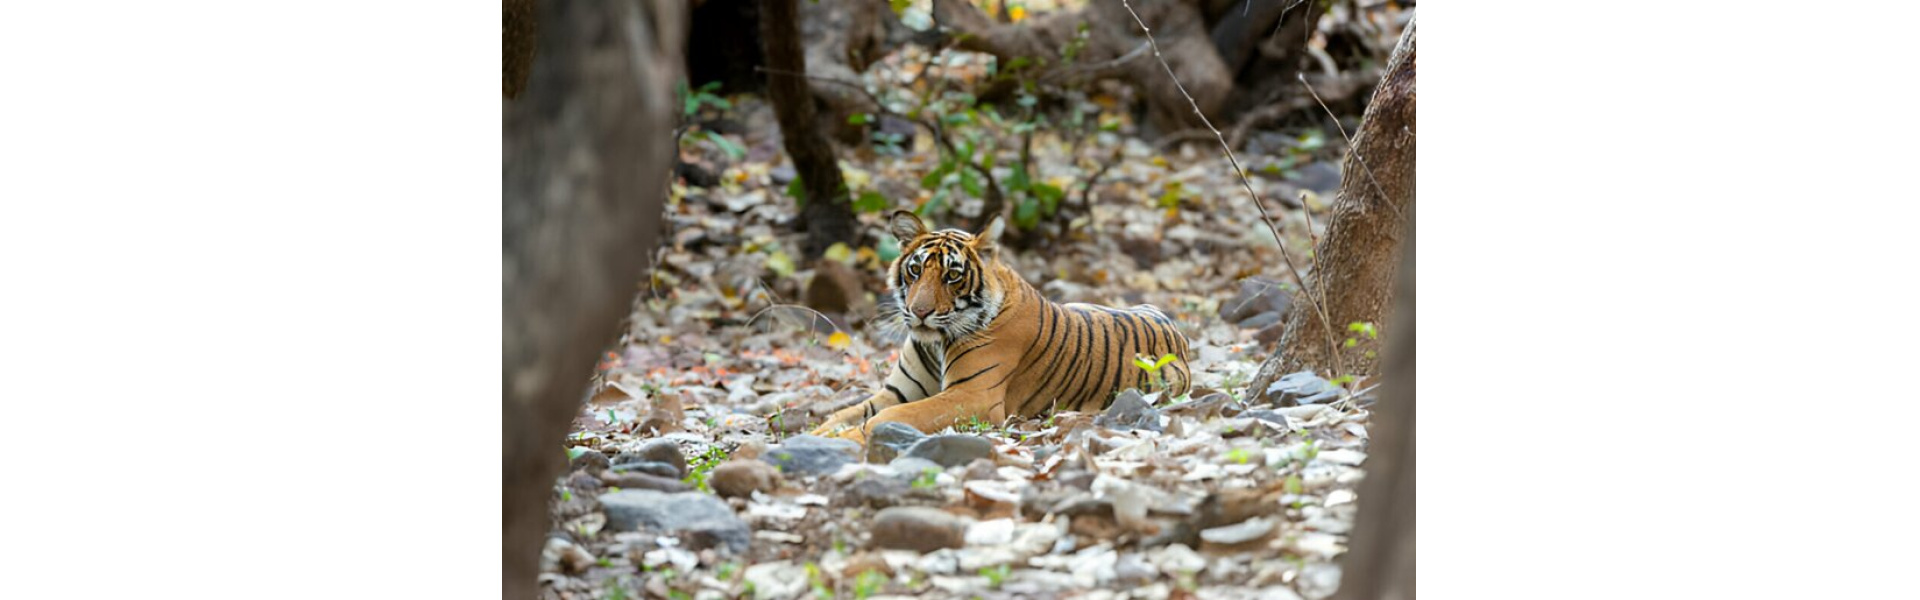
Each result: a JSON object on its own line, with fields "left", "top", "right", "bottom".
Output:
{"left": 538, "top": 44, "right": 1381, "bottom": 600}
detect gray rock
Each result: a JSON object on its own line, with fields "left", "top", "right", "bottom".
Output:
{"left": 599, "top": 470, "right": 692, "bottom": 493}
{"left": 902, "top": 434, "right": 994, "bottom": 468}
{"left": 633, "top": 439, "right": 688, "bottom": 478}
{"left": 1094, "top": 389, "right": 1164, "bottom": 432}
{"left": 1267, "top": 370, "right": 1340, "bottom": 406}
{"left": 865, "top": 421, "right": 928, "bottom": 464}
{"left": 599, "top": 489, "right": 750, "bottom": 554}
{"left": 1221, "top": 278, "right": 1293, "bottom": 324}
{"left": 761, "top": 435, "right": 861, "bottom": 477}
{"left": 569, "top": 448, "right": 609, "bottom": 472}
{"left": 870, "top": 507, "right": 968, "bottom": 552}
{"left": 1295, "top": 161, "right": 1342, "bottom": 194}
{"left": 610, "top": 461, "right": 681, "bottom": 479}
{"left": 837, "top": 474, "right": 910, "bottom": 508}
{"left": 1237, "top": 310, "right": 1284, "bottom": 330}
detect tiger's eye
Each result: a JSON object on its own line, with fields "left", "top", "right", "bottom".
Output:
{"left": 946, "top": 269, "right": 962, "bottom": 283}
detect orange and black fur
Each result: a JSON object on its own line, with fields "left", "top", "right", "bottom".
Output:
{"left": 814, "top": 211, "right": 1192, "bottom": 443}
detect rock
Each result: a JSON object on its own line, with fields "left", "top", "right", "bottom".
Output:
{"left": 887, "top": 456, "right": 945, "bottom": 479}
{"left": 836, "top": 473, "right": 910, "bottom": 508}
{"left": 902, "top": 434, "right": 994, "bottom": 468}
{"left": 1237, "top": 310, "right": 1284, "bottom": 330}
{"left": 708, "top": 459, "right": 782, "bottom": 499}
{"left": 564, "top": 470, "right": 603, "bottom": 496}
{"left": 599, "top": 489, "right": 750, "bottom": 554}
{"left": 1114, "top": 552, "right": 1156, "bottom": 585}
{"left": 598, "top": 470, "right": 691, "bottom": 493}
{"left": 1255, "top": 321, "right": 1286, "bottom": 345}
{"left": 804, "top": 259, "right": 864, "bottom": 314}
{"left": 1221, "top": 278, "right": 1292, "bottom": 324}
{"left": 1267, "top": 370, "right": 1340, "bottom": 405}
{"left": 541, "top": 537, "right": 595, "bottom": 575}
{"left": 610, "top": 461, "right": 681, "bottom": 479}
{"left": 1295, "top": 161, "right": 1342, "bottom": 193}
{"left": 965, "top": 518, "right": 1016, "bottom": 546}
{"left": 761, "top": 435, "right": 861, "bottom": 477}
{"left": 568, "top": 448, "right": 609, "bottom": 472}
{"left": 962, "top": 458, "right": 997, "bottom": 481}
{"left": 1094, "top": 389, "right": 1164, "bottom": 433}
{"left": 870, "top": 507, "right": 968, "bottom": 552}
{"left": 743, "top": 560, "right": 808, "bottom": 600}
{"left": 632, "top": 439, "right": 687, "bottom": 478}
{"left": 1299, "top": 563, "right": 1343, "bottom": 600}
{"left": 865, "top": 421, "right": 928, "bottom": 464}
{"left": 1199, "top": 517, "right": 1275, "bottom": 546}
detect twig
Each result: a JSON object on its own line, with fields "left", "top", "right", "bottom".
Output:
{"left": 1038, "top": 41, "right": 1150, "bottom": 86}
{"left": 1298, "top": 74, "right": 1395, "bottom": 217}
{"left": 1118, "top": 0, "right": 1345, "bottom": 381}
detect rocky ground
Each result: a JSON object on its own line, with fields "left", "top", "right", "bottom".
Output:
{"left": 537, "top": 41, "right": 1379, "bottom": 600}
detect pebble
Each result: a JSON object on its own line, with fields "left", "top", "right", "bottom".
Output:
{"left": 708, "top": 459, "right": 782, "bottom": 499}
{"left": 865, "top": 421, "right": 927, "bottom": 463}
{"left": 598, "top": 489, "right": 750, "bottom": 554}
{"left": 609, "top": 461, "right": 681, "bottom": 479}
{"left": 870, "top": 506, "right": 969, "bottom": 552}
{"left": 568, "top": 448, "right": 609, "bottom": 472}
{"left": 598, "top": 470, "right": 691, "bottom": 493}
{"left": 631, "top": 439, "right": 688, "bottom": 478}
{"left": 1094, "top": 389, "right": 1164, "bottom": 432}
{"left": 902, "top": 434, "right": 994, "bottom": 468}
{"left": 1267, "top": 370, "right": 1340, "bottom": 406}
{"left": 761, "top": 434, "right": 860, "bottom": 476}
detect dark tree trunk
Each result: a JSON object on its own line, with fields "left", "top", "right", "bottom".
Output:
{"left": 1330, "top": 206, "right": 1415, "bottom": 600}
{"left": 501, "top": 0, "right": 682, "bottom": 597}
{"left": 1250, "top": 14, "right": 1414, "bottom": 394}
{"left": 762, "top": 0, "right": 858, "bottom": 258}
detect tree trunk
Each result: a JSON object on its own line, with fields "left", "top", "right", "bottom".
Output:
{"left": 1330, "top": 205, "right": 1415, "bottom": 600}
{"left": 1249, "top": 14, "right": 1414, "bottom": 395}
{"left": 762, "top": 0, "right": 858, "bottom": 258}
{"left": 502, "top": 0, "right": 682, "bottom": 597}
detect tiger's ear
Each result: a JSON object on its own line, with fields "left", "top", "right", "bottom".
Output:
{"left": 888, "top": 210, "right": 928, "bottom": 242}
{"left": 972, "top": 213, "right": 1005, "bottom": 258}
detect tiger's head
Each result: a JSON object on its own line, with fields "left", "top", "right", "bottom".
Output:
{"left": 882, "top": 210, "right": 1006, "bottom": 344}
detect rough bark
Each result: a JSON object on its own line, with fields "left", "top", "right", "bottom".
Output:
{"left": 1250, "top": 13, "right": 1413, "bottom": 394}
{"left": 762, "top": 0, "right": 859, "bottom": 259}
{"left": 502, "top": 0, "right": 682, "bottom": 597}
{"left": 1330, "top": 206, "right": 1415, "bottom": 600}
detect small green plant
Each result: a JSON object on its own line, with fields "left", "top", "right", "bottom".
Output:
{"left": 912, "top": 467, "right": 941, "bottom": 489}
{"left": 716, "top": 561, "right": 739, "bottom": 581}
{"left": 979, "top": 564, "right": 1011, "bottom": 589}
{"left": 805, "top": 562, "right": 832, "bottom": 599}
{"left": 1225, "top": 448, "right": 1252, "bottom": 465}
{"left": 596, "top": 556, "right": 612, "bottom": 568}
{"left": 603, "top": 576, "right": 632, "bottom": 600}
{"left": 677, "top": 80, "right": 731, "bottom": 118}
{"left": 1132, "top": 353, "right": 1179, "bottom": 392}
{"left": 959, "top": 415, "right": 995, "bottom": 434}
{"left": 682, "top": 445, "right": 730, "bottom": 492}
{"left": 853, "top": 569, "right": 886, "bottom": 599}
{"left": 1283, "top": 474, "right": 1304, "bottom": 495}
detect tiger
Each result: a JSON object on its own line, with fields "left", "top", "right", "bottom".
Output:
{"left": 812, "top": 210, "right": 1192, "bottom": 444}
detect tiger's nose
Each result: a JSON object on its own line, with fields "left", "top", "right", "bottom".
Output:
{"left": 914, "top": 307, "right": 934, "bottom": 319}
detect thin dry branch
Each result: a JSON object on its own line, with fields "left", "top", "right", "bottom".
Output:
{"left": 1299, "top": 74, "right": 1395, "bottom": 217}
{"left": 1118, "top": 0, "right": 1345, "bottom": 381}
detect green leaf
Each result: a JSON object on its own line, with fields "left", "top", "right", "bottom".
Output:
{"left": 877, "top": 235, "right": 902, "bottom": 263}
{"left": 704, "top": 130, "right": 745, "bottom": 161}
{"left": 847, "top": 113, "right": 871, "bottom": 125}
{"left": 1007, "top": 56, "right": 1033, "bottom": 71}
{"left": 1014, "top": 197, "right": 1039, "bottom": 229}
{"left": 785, "top": 177, "right": 806, "bottom": 205}
{"left": 853, "top": 190, "right": 889, "bottom": 213}
{"left": 1133, "top": 357, "right": 1155, "bottom": 371}
{"left": 889, "top": 0, "right": 911, "bottom": 15}
{"left": 921, "top": 160, "right": 953, "bottom": 190}
{"left": 960, "top": 168, "right": 983, "bottom": 198}
{"left": 1033, "top": 182, "right": 1064, "bottom": 214}
{"left": 1155, "top": 353, "right": 1177, "bottom": 369}
{"left": 1284, "top": 474, "right": 1303, "bottom": 495}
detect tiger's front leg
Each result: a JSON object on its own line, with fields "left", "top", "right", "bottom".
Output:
{"left": 842, "top": 384, "right": 1009, "bottom": 446}
{"left": 810, "top": 391, "right": 891, "bottom": 438}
